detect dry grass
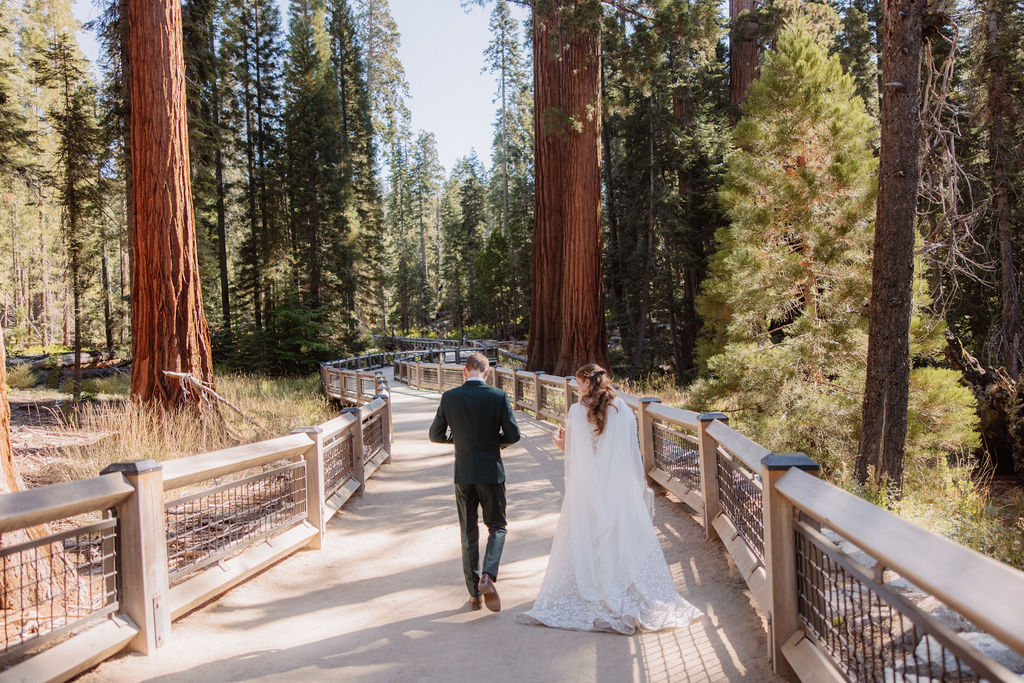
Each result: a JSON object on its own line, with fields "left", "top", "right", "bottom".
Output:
{"left": 17, "top": 373, "right": 336, "bottom": 485}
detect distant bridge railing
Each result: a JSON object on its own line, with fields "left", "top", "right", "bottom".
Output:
{"left": 394, "top": 355, "right": 1024, "bottom": 682}
{"left": 0, "top": 362, "right": 392, "bottom": 681}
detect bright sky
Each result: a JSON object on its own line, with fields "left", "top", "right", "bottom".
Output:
{"left": 70, "top": 0, "right": 531, "bottom": 174}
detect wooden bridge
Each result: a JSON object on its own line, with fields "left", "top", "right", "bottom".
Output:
{"left": 2, "top": 347, "right": 1024, "bottom": 682}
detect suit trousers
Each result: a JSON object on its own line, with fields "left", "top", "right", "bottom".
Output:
{"left": 454, "top": 482, "right": 506, "bottom": 597}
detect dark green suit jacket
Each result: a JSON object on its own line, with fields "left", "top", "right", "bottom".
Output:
{"left": 428, "top": 380, "right": 520, "bottom": 484}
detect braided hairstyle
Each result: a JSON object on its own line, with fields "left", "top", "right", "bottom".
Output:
{"left": 576, "top": 363, "right": 617, "bottom": 435}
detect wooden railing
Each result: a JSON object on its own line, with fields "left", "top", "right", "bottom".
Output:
{"left": 394, "top": 357, "right": 1024, "bottom": 682}
{"left": 0, "top": 369, "right": 392, "bottom": 682}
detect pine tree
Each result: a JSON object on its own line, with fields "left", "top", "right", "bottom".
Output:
{"left": 222, "top": 0, "right": 284, "bottom": 336}
{"left": 33, "top": 32, "right": 101, "bottom": 399}
{"left": 694, "top": 19, "right": 977, "bottom": 480}
{"left": 328, "top": 0, "right": 385, "bottom": 335}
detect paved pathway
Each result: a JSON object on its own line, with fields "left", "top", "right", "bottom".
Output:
{"left": 81, "top": 377, "right": 780, "bottom": 682}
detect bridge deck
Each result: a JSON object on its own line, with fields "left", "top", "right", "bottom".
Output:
{"left": 81, "top": 377, "right": 778, "bottom": 682}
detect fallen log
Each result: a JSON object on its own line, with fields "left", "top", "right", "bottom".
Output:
{"left": 945, "top": 331, "right": 1024, "bottom": 482}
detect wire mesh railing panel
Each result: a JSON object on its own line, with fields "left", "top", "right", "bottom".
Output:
{"left": 421, "top": 367, "right": 439, "bottom": 387}
{"left": 496, "top": 371, "right": 514, "bottom": 395}
{"left": 323, "top": 430, "right": 355, "bottom": 498}
{"left": 516, "top": 375, "right": 535, "bottom": 410}
{"left": 716, "top": 448, "right": 764, "bottom": 561}
{"left": 165, "top": 460, "right": 307, "bottom": 585}
{"left": 653, "top": 421, "right": 701, "bottom": 492}
{"left": 362, "top": 413, "right": 384, "bottom": 463}
{"left": 443, "top": 368, "right": 463, "bottom": 389}
{"left": 539, "top": 382, "right": 566, "bottom": 418}
{"left": 795, "top": 522, "right": 1009, "bottom": 682}
{"left": 360, "top": 377, "right": 376, "bottom": 396}
{"left": 0, "top": 515, "right": 118, "bottom": 661}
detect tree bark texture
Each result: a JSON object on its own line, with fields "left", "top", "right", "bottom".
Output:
{"left": 529, "top": 1, "right": 609, "bottom": 377}
{"left": 527, "top": 4, "right": 566, "bottom": 373}
{"left": 729, "top": 0, "right": 757, "bottom": 118}
{"left": 855, "top": 0, "right": 923, "bottom": 495}
{"left": 128, "top": 0, "right": 217, "bottom": 407}
{"left": 986, "top": 0, "right": 1022, "bottom": 379}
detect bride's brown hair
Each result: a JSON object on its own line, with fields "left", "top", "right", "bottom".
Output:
{"left": 576, "top": 363, "right": 616, "bottom": 435}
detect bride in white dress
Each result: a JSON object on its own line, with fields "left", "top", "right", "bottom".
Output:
{"left": 518, "top": 364, "right": 702, "bottom": 634}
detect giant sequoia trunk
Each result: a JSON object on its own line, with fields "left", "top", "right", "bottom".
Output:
{"left": 729, "top": 0, "right": 758, "bottom": 117}
{"left": 528, "top": 1, "right": 609, "bottom": 377}
{"left": 128, "top": 0, "right": 217, "bottom": 408}
{"left": 855, "top": 0, "right": 923, "bottom": 496}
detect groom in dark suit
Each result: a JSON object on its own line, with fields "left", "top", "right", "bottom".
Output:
{"left": 429, "top": 351, "right": 520, "bottom": 612}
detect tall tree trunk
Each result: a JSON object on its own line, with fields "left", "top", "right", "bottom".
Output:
{"left": 986, "top": 0, "right": 1022, "bottom": 378}
{"left": 556, "top": 4, "right": 606, "bottom": 377}
{"left": 128, "top": 0, "right": 217, "bottom": 408}
{"left": 729, "top": 0, "right": 758, "bottom": 120}
{"left": 602, "top": 59, "right": 626, "bottom": 335}
{"left": 855, "top": 0, "right": 923, "bottom": 496}
{"left": 629, "top": 110, "right": 655, "bottom": 380}
{"left": 527, "top": 3, "right": 566, "bottom": 373}
{"left": 529, "top": 0, "right": 608, "bottom": 376}
{"left": 211, "top": 28, "right": 231, "bottom": 340}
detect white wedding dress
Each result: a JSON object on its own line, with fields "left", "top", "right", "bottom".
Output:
{"left": 518, "top": 397, "right": 702, "bottom": 634}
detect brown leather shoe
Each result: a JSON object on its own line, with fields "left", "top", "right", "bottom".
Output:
{"left": 478, "top": 574, "right": 501, "bottom": 612}
{"left": 468, "top": 596, "right": 483, "bottom": 611}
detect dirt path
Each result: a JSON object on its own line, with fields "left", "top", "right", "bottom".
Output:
{"left": 80, "top": 378, "right": 780, "bottom": 682}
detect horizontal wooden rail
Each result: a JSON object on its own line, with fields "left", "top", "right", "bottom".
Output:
{"left": 705, "top": 418, "right": 770, "bottom": 472}
{"left": 776, "top": 467, "right": 1024, "bottom": 658}
{"left": 0, "top": 473, "right": 133, "bottom": 533}
{"left": 162, "top": 433, "right": 313, "bottom": 490}
{"left": 646, "top": 402, "right": 700, "bottom": 431}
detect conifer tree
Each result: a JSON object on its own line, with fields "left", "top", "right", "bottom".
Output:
{"left": 34, "top": 32, "right": 101, "bottom": 399}
{"left": 222, "top": 0, "right": 284, "bottom": 335}
{"left": 694, "top": 20, "right": 977, "bottom": 479}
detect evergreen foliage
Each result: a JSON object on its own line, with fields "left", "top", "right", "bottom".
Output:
{"left": 691, "top": 19, "right": 978, "bottom": 477}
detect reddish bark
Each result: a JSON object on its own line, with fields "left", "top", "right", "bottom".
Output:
{"left": 855, "top": 0, "right": 923, "bottom": 495}
{"left": 729, "top": 0, "right": 757, "bottom": 117}
{"left": 127, "top": 0, "right": 217, "bottom": 407}
{"left": 528, "top": 4, "right": 565, "bottom": 374}
{"left": 0, "top": 328, "right": 21, "bottom": 497}
{"left": 528, "top": 1, "right": 608, "bottom": 377}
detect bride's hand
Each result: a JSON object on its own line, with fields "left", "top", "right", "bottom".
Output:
{"left": 552, "top": 426, "right": 565, "bottom": 451}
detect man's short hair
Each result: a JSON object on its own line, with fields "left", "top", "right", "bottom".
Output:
{"left": 465, "top": 352, "right": 489, "bottom": 373}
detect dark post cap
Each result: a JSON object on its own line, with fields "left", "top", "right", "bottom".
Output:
{"left": 762, "top": 452, "right": 820, "bottom": 471}
{"left": 641, "top": 397, "right": 662, "bottom": 404}
{"left": 101, "top": 460, "right": 162, "bottom": 476}
{"left": 373, "top": 393, "right": 390, "bottom": 401}
{"left": 698, "top": 411, "right": 729, "bottom": 423}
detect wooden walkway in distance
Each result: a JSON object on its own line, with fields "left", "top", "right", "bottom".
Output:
{"left": 80, "top": 373, "right": 779, "bottom": 682}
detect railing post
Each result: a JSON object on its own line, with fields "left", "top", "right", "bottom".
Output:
{"left": 563, "top": 377, "right": 573, "bottom": 418}
{"left": 533, "top": 373, "right": 541, "bottom": 416}
{"left": 374, "top": 393, "right": 393, "bottom": 464}
{"left": 291, "top": 426, "right": 326, "bottom": 550}
{"left": 512, "top": 371, "right": 521, "bottom": 410}
{"left": 342, "top": 407, "right": 366, "bottom": 495}
{"left": 761, "top": 452, "right": 820, "bottom": 677}
{"left": 639, "top": 398, "right": 660, "bottom": 480}
{"left": 100, "top": 460, "right": 170, "bottom": 655}
{"left": 436, "top": 363, "right": 444, "bottom": 393}
{"left": 697, "top": 412, "right": 727, "bottom": 540}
